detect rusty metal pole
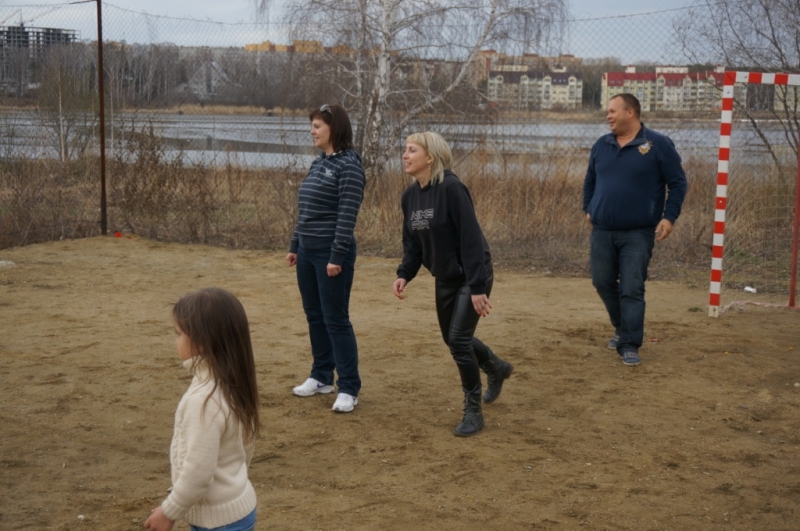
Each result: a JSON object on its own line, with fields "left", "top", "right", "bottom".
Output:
{"left": 96, "top": 0, "right": 107, "bottom": 235}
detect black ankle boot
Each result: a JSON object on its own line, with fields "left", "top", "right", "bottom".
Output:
{"left": 454, "top": 393, "right": 484, "bottom": 437}
{"left": 481, "top": 356, "right": 514, "bottom": 404}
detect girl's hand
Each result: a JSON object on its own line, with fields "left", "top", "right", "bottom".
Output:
{"left": 144, "top": 507, "right": 174, "bottom": 531}
{"left": 286, "top": 253, "right": 297, "bottom": 267}
{"left": 392, "top": 278, "right": 407, "bottom": 300}
{"left": 471, "top": 294, "right": 492, "bottom": 317}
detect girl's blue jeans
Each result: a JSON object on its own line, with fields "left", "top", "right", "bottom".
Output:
{"left": 189, "top": 509, "right": 256, "bottom": 531}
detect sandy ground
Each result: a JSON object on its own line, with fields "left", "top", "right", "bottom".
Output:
{"left": 1, "top": 236, "right": 799, "bottom": 531}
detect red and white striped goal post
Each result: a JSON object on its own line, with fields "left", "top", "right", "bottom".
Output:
{"left": 709, "top": 71, "right": 800, "bottom": 317}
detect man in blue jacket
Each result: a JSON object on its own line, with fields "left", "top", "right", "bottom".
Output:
{"left": 583, "top": 93, "right": 687, "bottom": 366}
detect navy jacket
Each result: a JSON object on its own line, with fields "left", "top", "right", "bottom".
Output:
{"left": 396, "top": 170, "right": 492, "bottom": 295}
{"left": 583, "top": 124, "right": 687, "bottom": 230}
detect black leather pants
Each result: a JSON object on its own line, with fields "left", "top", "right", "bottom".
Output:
{"left": 435, "top": 272, "right": 494, "bottom": 395}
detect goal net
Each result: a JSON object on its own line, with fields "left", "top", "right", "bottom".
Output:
{"left": 709, "top": 71, "right": 800, "bottom": 317}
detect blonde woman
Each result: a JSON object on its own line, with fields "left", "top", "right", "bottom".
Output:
{"left": 392, "top": 132, "right": 513, "bottom": 437}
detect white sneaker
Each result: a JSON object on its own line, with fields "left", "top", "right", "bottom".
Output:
{"left": 331, "top": 393, "right": 358, "bottom": 413}
{"left": 292, "top": 377, "right": 334, "bottom": 397}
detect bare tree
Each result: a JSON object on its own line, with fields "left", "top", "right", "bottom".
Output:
{"left": 257, "top": 0, "right": 567, "bottom": 177}
{"left": 36, "top": 44, "right": 96, "bottom": 161}
{"left": 4, "top": 47, "right": 31, "bottom": 98}
{"left": 675, "top": 0, "right": 800, "bottom": 158}
{"left": 579, "top": 57, "right": 622, "bottom": 110}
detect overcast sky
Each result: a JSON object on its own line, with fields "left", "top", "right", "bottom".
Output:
{"left": 128, "top": 0, "right": 691, "bottom": 22}
{"left": 3, "top": 0, "right": 692, "bottom": 61}
{"left": 82, "top": 0, "right": 691, "bottom": 25}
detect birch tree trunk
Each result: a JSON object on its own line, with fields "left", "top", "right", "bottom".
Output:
{"left": 361, "top": 0, "right": 399, "bottom": 177}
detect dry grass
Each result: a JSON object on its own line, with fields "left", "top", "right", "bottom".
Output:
{"left": 171, "top": 104, "right": 278, "bottom": 116}
{"left": 0, "top": 157, "right": 101, "bottom": 246}
{"left": 0, "top": 131, "right": 794, "bottom": 287}
{"left": 151, "top": 104, "right": 311, "bottom": 116}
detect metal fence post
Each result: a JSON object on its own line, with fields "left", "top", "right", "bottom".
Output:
{"left": 96, "top": 0, "right": 107, "bottom": 235}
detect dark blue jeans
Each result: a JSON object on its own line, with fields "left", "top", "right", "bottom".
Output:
{"left": 190, "top": 509, "right": 256, "bottom": 531}
{"left": 296, "top": 244, "right": 361, "bottom": 397}
{"left": 590, "top": 228, "right": 655, "bottom": 354}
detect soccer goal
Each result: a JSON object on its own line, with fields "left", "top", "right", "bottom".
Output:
{"left": 708, "top": 71, "right": 800, "bottom": 317}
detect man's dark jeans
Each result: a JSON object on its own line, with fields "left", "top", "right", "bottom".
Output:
{"left": 590, "top": 227, "right": 655, "bottom": 354}
{"left": 296, "top": 244, "right": 360, "bottom": 397}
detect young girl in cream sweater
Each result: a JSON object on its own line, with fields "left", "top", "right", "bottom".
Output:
{"left": 145, "top": 288, "right": 260, "bottom": 531}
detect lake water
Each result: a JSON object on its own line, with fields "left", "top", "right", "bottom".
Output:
{"left": 0, "top": 111, "right": 793, "bottom": 170}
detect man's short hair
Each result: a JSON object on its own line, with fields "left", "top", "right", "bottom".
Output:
{"left": 611, "top": 93, "right": 641, "bottom": 118}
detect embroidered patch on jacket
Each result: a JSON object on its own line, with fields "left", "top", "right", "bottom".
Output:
{"left": 638, "top": 141, "right": 652, "bottom": 155}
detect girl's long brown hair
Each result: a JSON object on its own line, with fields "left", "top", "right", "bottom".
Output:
{"left": 173, "top": 288, "right": 260, "bottom": 442}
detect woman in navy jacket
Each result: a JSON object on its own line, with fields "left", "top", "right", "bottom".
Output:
{"left": 392, "top": 132, "right": 513, "bottom": 436}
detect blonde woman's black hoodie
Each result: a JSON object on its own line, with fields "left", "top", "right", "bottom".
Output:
{"left": 396, "top": 170, "right": 492, "bottom": 295}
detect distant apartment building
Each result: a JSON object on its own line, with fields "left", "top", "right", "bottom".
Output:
{"left": 0, "top": 24, "right": 79, "bottom": 95}
{"left": 478, "top": 50, "right": 582, "bottom": 76}
{"left": 774, "top": 85, "right": 800, "bottom": 112}
{"left": 181, "top": 60, "right": 235, "bottom": 101}
{"left": 0, "top": 24, "right": 77, "bottom": 57}
{"left": 244, "top": 40, "right": 357, "bottom": 56}
{"left": 487, "top": 68, "right": 583, "bottom": 110}
{"left": 600, "top": 65, "right": 744, "bottom": 112}
{"left": 244, "top": 40, "right": 367, "bottom": 82}
{"left": 480, "top": 51, "right": 583, "bottom": 110}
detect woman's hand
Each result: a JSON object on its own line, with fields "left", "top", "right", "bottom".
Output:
{"left": 327, "top": 264, "right": 341, "bottom": 277}
{"left": 144, "top": 507, "right": 174, "bottom": 531}
{"left": 392, "top": 278, "right": 407, "bottom": 300}
{"left": 471, "top": 294, "right": 492, "bottom": 317}
{"left": 286, "top": 253, "right": 297, "bottom": 267}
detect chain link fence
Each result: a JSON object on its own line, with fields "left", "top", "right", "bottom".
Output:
{"left": 0, "top": 1, "right": 797, "bottom": 289}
